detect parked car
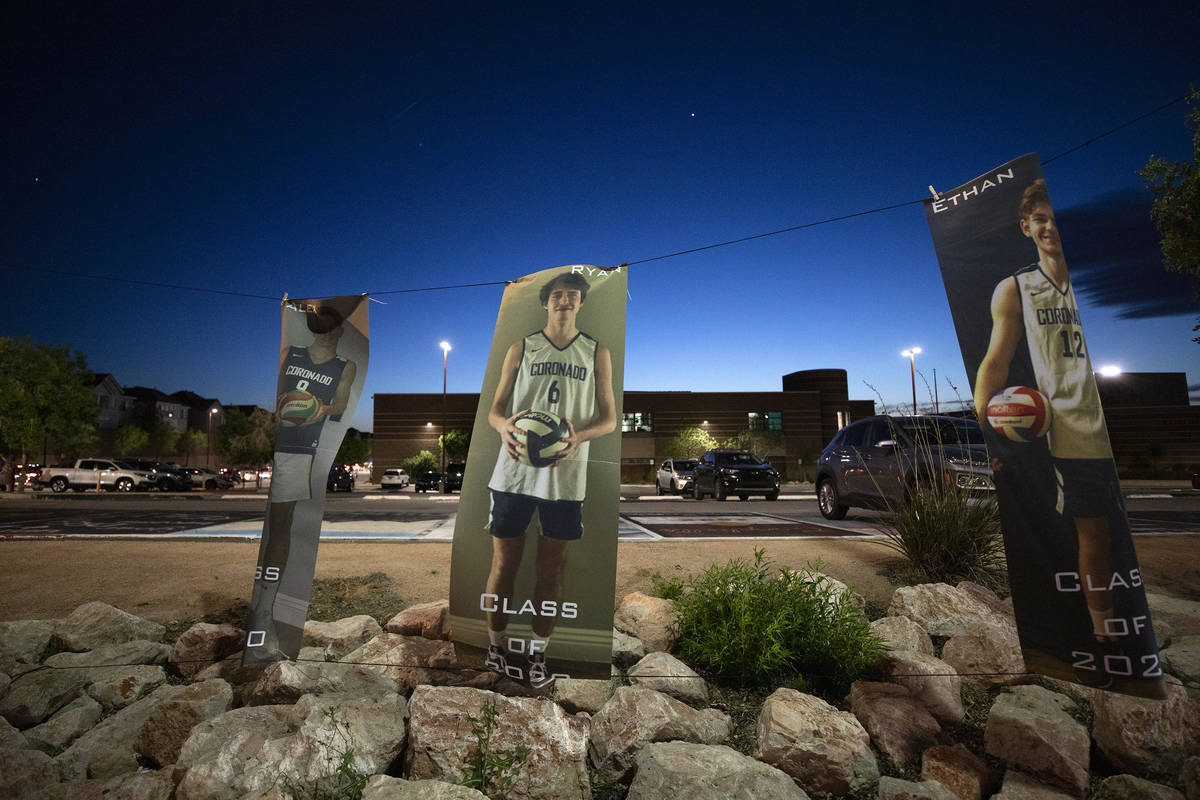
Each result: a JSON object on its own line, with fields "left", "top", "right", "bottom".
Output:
{"left": 814, "top": 415, "right": 995, "bottom": 520}
{"left": 444, "top": 462, "right": 466, "bottom": 493}
{"left": 182, "top": 467, "right": 233, "bottom": 490}
{"left": 327, "top": 464, "right": 355, "bottom": 492}
{"left": 380, "top": 468, "right": 410, "bottom": 490}
{"left": 656, "top": 458, "right": 698, "bottom": 496}
{"left": 692, "top": 450, "right": 780, "bottom": 501}
{"left": 414, "top": 471, "right": 442, "bottom": 492}
{"left": 16, "top": 464, "right": 43, "bottom": 489}
{"left": 119, "top": 459, "right": 192, "bottom": 491}
{"left": 40, "top": 459, "right": 158, "bottom": 493}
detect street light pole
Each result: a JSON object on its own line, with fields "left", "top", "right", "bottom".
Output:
{"left": 901, "top": 348, "right": 922, "bottom": 414}
{"left": 207, "top": 408, "right": 218, "bottom": 467}
{"left": 439, "top": 341, "right": 452, "bottom": 493}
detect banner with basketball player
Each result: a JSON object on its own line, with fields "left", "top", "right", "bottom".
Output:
{"left": 242, "top": 294, "right": 369, "bottom": 665}
{"left": 449, "top": 265, "right": 627, "bottom": 688}
{"left": 924, "top": 154, "right": 1162, "bottom": 697}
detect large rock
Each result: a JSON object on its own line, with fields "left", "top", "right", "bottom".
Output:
{"left": 627, "top": 741, "right": 810, "bottom": 799}
{"left": 613, "top": 592, "right": 678, "bottom": 652}
{"left": 343, "top": 633, "right": 497, "bottom": 693}
{"left": 0, "top": 747, "right": 60, "bottom": 798}
{"left": 755, "top": 686, "right": 879, "bottom": 797}
{"left": 175, "top": 693, "right": 408, "bottom": 800}
{"left": 43, "top": 640, "right": 171, "bottom": 669}
{"left": 1161, "top": 635, "right": 1200, "bottom": 686}
{"left": 86, "top": 665, "right": 167, "bottom": 711}
{"left": 848, "top": 681, "right": 941, "bottom": 767}
{"left": 878, "top": 776, "right": 962, "bottom": 800}
{"left": 628, "top": 651, "right": 708, "bottom": 705}
{"left": 590, "top": 685, "right": 730, "bottom": 785}
{"left": 384, "top": 602, "right": 449, "bottom": 641}
{"left": 942, "top": 621, "right": 1028, "bottom": 687}
{"left": 135, "top": 678, "right": 233, "bottom": 767}
{"left": 362, "top": 775, "right": 488, "bottom": 799}
{"left": 243, "top": 659, "right": 400, "bottom": 706}
{"left": 611, "top": 628, "right": 645, "bottom": 666}
{"left": 0, "top": 666, "right": 91, "bottom": 728}
{"left": 888, "top": 583, "right": 1010, "bottom": 637}
{"left": 921, "top": 743, "right": 996, "bottom": 800}
{"left": 406, "top": 685, "right": 589, "bottom": 800}
{"left": 992, "top": 770, "right": 1079, "bottom": 799}
{"left": 22, "top": 694, "right": 103, "bottom": 754}
{"left": 888, "top": 650, "right": 965, "bottom": 724}
{"left": 306, "top": 615, "right": 385, "bottom": 656}
{"left": 984, "top": 685, "right": 1090, "bottom": 797}
{"left": 1096, "top": 774, "right": 1185, "bottom": 800}
{"left": 1092, "top": 678, "right": 1200, "bottom": 777}
{"left": 554, "top": 669, "right": 616, "bottom": 714}
{"left": 1184, "top": 755, "right": 1200, "bottom": 800}
{"left": 0, "top": 619, "right": 56, "bottom": 671}
{"left": 871, "top": 615, "right": 935, "bottom": 655}
{"left": 51, "top": 602, "right": 164, "bottom": 652}
{"left": 169, "top": 623, "right": 245, "bottom": 678}
{"left": 0, "top": 715, "right": 25, "bottom": 749}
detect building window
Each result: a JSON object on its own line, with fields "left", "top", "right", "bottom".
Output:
{"left": 748, "top": 411, "right": 783, "bottom": 432}
{"left": 621, "top": 412, "right": 653, "bottom": 433}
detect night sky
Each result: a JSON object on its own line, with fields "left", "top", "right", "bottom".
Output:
{"left": 6, "top": 2, "right": 1199, "bottom": 433}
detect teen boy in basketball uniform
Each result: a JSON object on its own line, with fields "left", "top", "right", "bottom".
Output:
{"left": 974, "top": 179, "right": 1122, "bottom": 684}
{"left": 245, "top": 304, "right": 358, "bottom": 662}
{"left": 484, "top": 271, "right": 616, "bottom": 688}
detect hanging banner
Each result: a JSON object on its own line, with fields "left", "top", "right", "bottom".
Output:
{"left": 449, "top": 265, "right": 627, "bottom": 689}
{"left": 924, "top": 154, "right": 1162, "bottom": 697}
{"left": 243, "top": 294, "right": 369, "bottom": 664}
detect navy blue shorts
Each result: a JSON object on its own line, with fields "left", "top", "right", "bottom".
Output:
{"left": 489, "top": 490, "right": 583, "bottom": 540}
{"left": 1054, "top": 458, "right": 1122, "bottom": 518}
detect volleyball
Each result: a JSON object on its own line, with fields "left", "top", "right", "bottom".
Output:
{"left": 986, "top": 386, "right": 1052, "bottom": 442}
{"left": 513, "top": 410, "right": 570, "bottom": 467}
{"left": 278, "top": 390, "right": 320, "bottom": 427}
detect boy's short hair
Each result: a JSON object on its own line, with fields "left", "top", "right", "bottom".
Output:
{"left": 1019, "top": 178, "right": 1052, "bottom": 219}
{"left": 539, "top": 272, "right": 590, "bottom": 305}
{"left": 306, "top": 305, "right": 344, "bottom": 334}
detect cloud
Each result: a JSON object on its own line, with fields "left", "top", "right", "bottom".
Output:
{"left": 1056, "top": 190, "right": 1199, "bottom": 319}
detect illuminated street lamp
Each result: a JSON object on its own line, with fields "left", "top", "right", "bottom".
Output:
{"left": 207, "top": 407, "right": 218, "bottom": 467}
{"left": 440, "top": 341, "right": 451, "bottom": 492}
{"left": 901, "top": 348, "right": 922, "bottom": 414}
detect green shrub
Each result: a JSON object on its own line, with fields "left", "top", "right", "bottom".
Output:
{"left": 650, "top": 571, "right": 685, "bottom": 600}
{"left": 880, "top": 479, "right": 1006, "bottom": 591}
{"left": 672, "top": 550, "right": 885, "bottom": 697}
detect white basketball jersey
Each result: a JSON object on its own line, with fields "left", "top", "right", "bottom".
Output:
{"left": 1014, "top": 265, "right": 1111, "bottom": 460}
{"left": 488, "top": 330, "right": 598, "bottom": 501}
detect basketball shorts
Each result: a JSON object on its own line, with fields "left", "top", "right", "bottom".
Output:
{"left": 270, "top": 452, "right": 315, "bottom": 503}
{"left": 1053, "top": 458, "right": 1121, "bottom": 518}
{"left": 489, "top": 490, "right": 583, "bottom": 540}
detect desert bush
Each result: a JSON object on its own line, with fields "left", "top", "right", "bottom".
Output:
{"left": 672, "top": 550, "right": 884, "bottom": 697}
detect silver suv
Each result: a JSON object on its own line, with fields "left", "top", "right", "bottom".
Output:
{"left": 815, "top": 415, "right": 994, "bottom": 519}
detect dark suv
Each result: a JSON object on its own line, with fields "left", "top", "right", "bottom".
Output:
{"left": 815, "top": 415, "right": 994, "bottom": 519}
{"left": 444, "top": 462, "right": 466, "bottom": 492}
{"left": 327, "top": 464, "right": 355, "bottom": 492}
{"left": 692, "top": 450, "right": 781, "bottom": 501}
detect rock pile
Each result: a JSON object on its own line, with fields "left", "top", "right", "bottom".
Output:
{"left": 1, "top": 581, "right": 1197, "bottom": 799}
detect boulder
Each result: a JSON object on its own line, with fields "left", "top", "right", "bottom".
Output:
{"left": 942, "top": 621, "right": 1028, "bottom": 687}
{"left": 0, "top": 619, "right": 56, "bottom": 670}
{"left": 921, "top": 743, "right": 996, "bottom": 800}
{"left": 1161, "top": 635, "right": 1200, "bottom": 685}
{"left": 627, "top": 741, "right": 810, "bottom": 799}
{"left": 613, "top": 592, "right": 678, "bottom": 652}
{"left": 135, "top": 678, "right": 233, "bottom": 767}
{"left": 871, "top": 615, "right": 935, "bottom": 655}
{"left": 590, "top": 685, "right": 730, "bottom": 785}
{"left": 343, "top": 633, "right": 497, "bottom": 693}
{"left": 848, "top": 681, "right": 941, "bottom": 767}
{"left": 0, "top": 666, "right": 91, "bottom": 728}
{"left": 0, "top": 747, "right": 60, "bottom": 798}
{"left": 554, "top": 669, "right": 616, "bottom": 714}
{"left": 984, "top": 685, "right": 1090, "bottom": 797}
{"left": 1184, "top": 755, "right": 1200, "bottom": 800}
{"left": 1096, "top": 774, "right": 1185, "bottom": 800}
{"left": 1092, "top": 678, "right": 1200, "bottom": 777}
{"left": 86, "top": 665, "right": 167, "bottom": 711}
{"left": 22, "top": 694, "right": 103, "bottom": 754}
{"left": 992, "top": 770, "right": 1081, "bottom": 799}
{"left": 888, "top": 650, "right": 965, "bottom": 724}
{"left": 755, "top": 686, "right": 878, "bottom": 797}
{"left": 628, "top": 651, "right": 708, "bottom": 705}
{"left": 384, "top": 602, "right": 449, "bottom": 641}
{"left": 878, "top": 776, "right": 962, "bottom": 800}
{"left": 243, "top": 659, "right": 400, "bottom": 706}
{"left": 169, "top": 623, "right": 245, "bottom": 678}
{"left": 406, "top": 685, "right": 589, "bottom": 800}
{"left": 0, "top": 715, "right": 25, "bottom": 749}
{"left": 362, "top": 775, "right": 488, "bottom": 799}
{"left": 888, "top": 583, "right": 1010, "bottom": 637}
{"left": 306, "top": 615, "right": 385, "bottom": 656}
{"left": 171, "top": 705, "right": 297, "bottom": 800}
{"left": 611, "top": 628, "right": 646, "bottom": 667}
{"left": 51, "top": 602, "right": 164, "bottom": 652}
{"left": 43, "top": 640, "right": 171, "bottom": 670}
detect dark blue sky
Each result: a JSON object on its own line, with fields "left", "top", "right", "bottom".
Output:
{"left": 6, "top": 2, "right": 1198, "bottom": 431}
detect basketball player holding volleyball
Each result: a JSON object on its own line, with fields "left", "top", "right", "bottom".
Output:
{"left": 483, "top": 271, "right": 616, "bottom": 688}
{"left": 974, "top": 179, "right": 1121, "bottom": 684}
{"left": 245, "top": 303, "right": 358, "bottom": 662}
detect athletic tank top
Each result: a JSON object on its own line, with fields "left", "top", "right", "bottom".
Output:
{"left": 275, "top": 346, "right": 348, "bottom": 454}
{"left": 1014, "top": 265, "right": 1111, "bottom": 460}
{"left": 488, "top": 330, "right": 598, "bottom": 501}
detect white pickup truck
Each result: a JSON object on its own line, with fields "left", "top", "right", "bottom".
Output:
{"left": 40, "top": 459, "right": 158, "bottom": 493}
